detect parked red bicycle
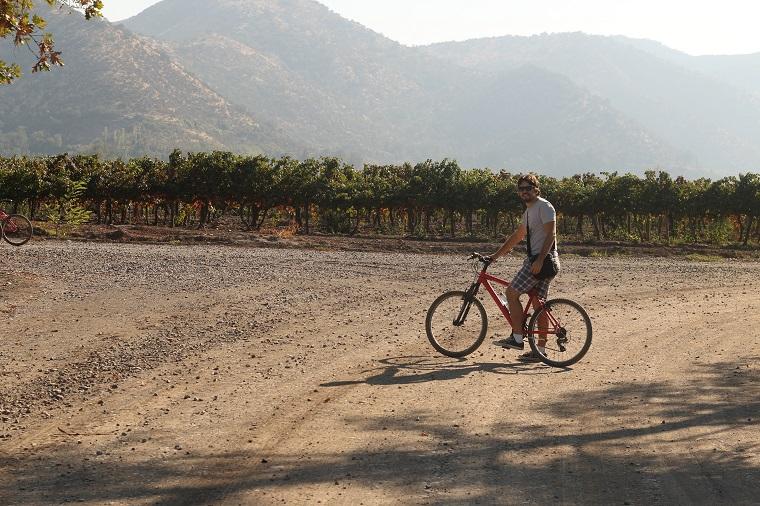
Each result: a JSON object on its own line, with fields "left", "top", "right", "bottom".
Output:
{"left": 0, "top": 209, "right": 33, "bottom": 246}
{"left": 426, "top": 252, "right": 592, "bottom": 368}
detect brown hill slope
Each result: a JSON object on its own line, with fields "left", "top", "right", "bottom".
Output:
{"left": 0, "top": 9, "right": 295, "bottom": 158}
{"left": 121, "top": 0, "right": 686, "bottom": 174}
{"left": 426, "top": 33, "right": 760, "bottom": 174}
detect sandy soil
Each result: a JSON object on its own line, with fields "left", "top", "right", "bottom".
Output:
{"left": 0, "top": 241, "right": 758, "bottom": 505}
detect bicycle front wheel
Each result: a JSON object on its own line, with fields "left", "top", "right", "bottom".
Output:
{"left": 2, "top": 214, "right": 33, "bottom": 246}
{"left": 528, "top": 298, "right": 592, "bottom": 368}
{"left": 426, "top": 290, "right": 488, "bottom": 358}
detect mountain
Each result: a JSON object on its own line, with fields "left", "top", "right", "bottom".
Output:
{"left": 425, "top": 32, "right": 760, "bottom": 174}
{"left": 2, "top": 0, "right": 758, "bottom": 176}
{"left": 122, "top": 0, "right": 455, "bottom": 163}
{"left": 0, "top": 8, "right": 295, "bottom": 158}
{"left": 613, "top": 37, "right": 760, "bottom": 98}
{"left": 688, "top": 54, "right": 760, "bottom": 97}
{"left": 120, "top": 0, "right": 686, "bottom": 175}
{"left": 455, "top": 65, "right": 684, "bottom": 171}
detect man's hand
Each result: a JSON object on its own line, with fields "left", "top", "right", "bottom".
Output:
{"left": 531, "top": 258, "right": 543, "bottom": 275}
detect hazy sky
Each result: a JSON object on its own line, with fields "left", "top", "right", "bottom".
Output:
{"left": 101, "top": 0, "right": 760, "bottom": 56}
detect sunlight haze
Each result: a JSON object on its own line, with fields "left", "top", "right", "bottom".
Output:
{"left": 101, "top": 0, "right": 760, "bottom": 55}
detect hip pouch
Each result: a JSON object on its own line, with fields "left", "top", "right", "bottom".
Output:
{"left": 527, "top": 218, "right": 558, "bottom": 279}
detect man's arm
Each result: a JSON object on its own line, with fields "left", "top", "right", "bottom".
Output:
{"left": 490, "top": 224, "right": 526, "bottom": 260}
{"left": 530, "top": 221, "right": 556, "bottom": 274}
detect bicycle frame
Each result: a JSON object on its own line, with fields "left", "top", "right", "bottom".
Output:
{"left": 457, "top": 263, "right": 562, "bottom": 341}
{"left": 0, "top": 209, "right": 18, "bottom": 233}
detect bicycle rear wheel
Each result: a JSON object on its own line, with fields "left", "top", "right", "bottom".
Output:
{"left": 2, "top": 214, "right": 33, "bottom": 246}
{"left": 527, "top": 298, "right": 591, "bottom": 368}
{"left": 426, "top": 290, "right": 488, "bottom": 358}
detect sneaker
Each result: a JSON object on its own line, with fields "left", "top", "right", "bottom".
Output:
{"left": 516, "top": 351, "right": 542, "bottom": 363}
{"left": 494, "top": 334, "right": 524, "bottom": 350}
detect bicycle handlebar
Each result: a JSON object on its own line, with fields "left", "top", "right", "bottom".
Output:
{"left": 468, "top": 252, "right": 493, "bottom": 265}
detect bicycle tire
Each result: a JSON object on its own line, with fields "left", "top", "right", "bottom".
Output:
{"left": 528, "top": 298, "right": 592, "bottom": 368}
{"left": 2, "top": 214, "right": 33, "bottom": 246}
{"left": 426, "top": 290, "right": 488, "bottom": 358}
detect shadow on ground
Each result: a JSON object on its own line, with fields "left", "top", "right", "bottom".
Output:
{"left": 1, "top": 360, "right": 757, "bottom": 505}
{"left": 320, "top": 355, "right": 569, "bottom": 388}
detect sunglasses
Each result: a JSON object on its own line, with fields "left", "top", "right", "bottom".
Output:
{"left": 517, "top": 185, "right": 535, "bottom": 192}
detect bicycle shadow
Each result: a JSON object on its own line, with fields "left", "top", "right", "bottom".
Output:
{"left": 320, "top": 355, "right": 570, "bottom": 388}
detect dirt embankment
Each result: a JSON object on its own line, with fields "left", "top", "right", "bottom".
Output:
{"left": 1, "top": 241, "right": 758, "bottom": 505}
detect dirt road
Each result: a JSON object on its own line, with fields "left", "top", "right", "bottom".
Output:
{"left": 1, "top": 242, "right": 758, "bottom": 505}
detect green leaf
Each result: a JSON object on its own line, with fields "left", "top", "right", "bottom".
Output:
{"left": 0, "top": 61, "right": 22, "bottom": 85}
{"left": 32, "top": 15, "right": 46, "bottom": 29}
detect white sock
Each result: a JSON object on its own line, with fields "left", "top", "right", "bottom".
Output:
{"left": 512, "top": 333, "right": 523, "bottom": 344}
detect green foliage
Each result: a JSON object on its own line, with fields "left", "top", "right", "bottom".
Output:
{"left": 705, "top": 218, "right": 735, "bottom": 246}
{"left": 319, "top": 207, "right": 356, "bottom": 234}
{"left": 0, "top": 152, "right": 759, "bottom": 246}
{"left": 39, "top": 178, "right": 92, "bottom": 236}
{"left": 684, "top": 253, "right": 723, "bottom": 262}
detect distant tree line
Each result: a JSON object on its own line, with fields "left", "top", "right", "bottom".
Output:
{"left": 0, "top": 151, "right": 759, "bottom": 245}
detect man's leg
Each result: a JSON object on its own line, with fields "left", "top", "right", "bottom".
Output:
{"left": 498, "top": 260, "right": 534, "bottom": 349}
{"left": 516, "top": 273, "right": 555, "bottom": 361}
{"left": 533, "top": 277, "right": 553, "bottom": 350}
{"left": 514, "top": 296, "right": 549, "bottom": 362}
{"left": 506, "top": 286, "right": 524, "bottom": 335}
{"left": 532, "top": 298, "right": 548, "bottom": 349}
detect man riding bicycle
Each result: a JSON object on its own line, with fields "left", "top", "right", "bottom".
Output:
{"left": 487, "top": 174, "right": 560, "bottom": 362}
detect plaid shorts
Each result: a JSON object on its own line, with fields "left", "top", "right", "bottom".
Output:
{"left": 511, "top": 252, "right": 560, "bottom": 299}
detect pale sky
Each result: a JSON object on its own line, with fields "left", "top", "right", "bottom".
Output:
{"left": 101, "top": 0, "right": 760, "bottom": 56}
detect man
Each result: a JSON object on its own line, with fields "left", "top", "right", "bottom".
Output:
{"left": 488, "top": 174, "right": 560, "bottom": 362}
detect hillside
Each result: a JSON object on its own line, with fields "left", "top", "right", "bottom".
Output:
{"left": 425, "top": 33, "right": 760, "bottom": 174}
{"left": 122, "top": 0, "right": 452, "bottom": 163}
{"left": 614, "top": 37, "right": 760, "bottom": 98}
{"left": 0, "top": 9, "right": 295, "bottom": 158}
{"left": 121, "top": 0, "right": 685, "bottom": 174}
{"left": 430, "top": 64, "right": 685, "bottom": 172}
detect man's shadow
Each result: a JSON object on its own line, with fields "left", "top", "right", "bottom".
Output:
{"left": 320, "top": 355, "right": 570, "bottom": 387}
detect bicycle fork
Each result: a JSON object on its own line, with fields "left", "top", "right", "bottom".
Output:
{"left": 454, "top": 282, "right": 480, "bottom": 326}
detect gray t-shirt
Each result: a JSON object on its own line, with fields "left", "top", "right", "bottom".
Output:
{"left": 522, "top": 197, "right": 557, "bottom": 257}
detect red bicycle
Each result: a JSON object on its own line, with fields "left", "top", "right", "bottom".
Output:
{"left": 426, "top": 252, "right": 592, "bottom": 367}
{"left": 0, "top": 209, "right": 33, "bottom": 246}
